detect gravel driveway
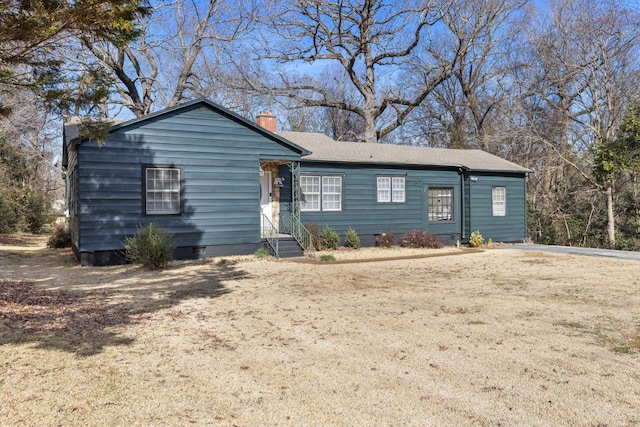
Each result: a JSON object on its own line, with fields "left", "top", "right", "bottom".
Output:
{"left": 501, "top": 243, "right": 640, "bottom": 261}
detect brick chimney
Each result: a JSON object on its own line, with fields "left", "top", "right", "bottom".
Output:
{"left": 256, "top": 111, "right": 277, "bottom": 133}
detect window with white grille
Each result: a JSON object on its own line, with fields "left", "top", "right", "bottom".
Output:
{"left": 377, "top": 176, "right": 405, "bottom": 203}
{"left": 145, "top": 167, "right": 181, "bottom": 215}
{"left": 301, "top": 175, "right": 343, "bottom": 212}
{"left": 492, "top": 186, "right": 506, "bottom": 216}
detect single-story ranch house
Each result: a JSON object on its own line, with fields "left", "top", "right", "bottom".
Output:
{"left": 62, "top": 98, "right": 531, "bottom": 266}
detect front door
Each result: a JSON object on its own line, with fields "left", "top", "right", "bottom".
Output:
{"left": 260, "top": 171, "right": 272, "bottom": 233}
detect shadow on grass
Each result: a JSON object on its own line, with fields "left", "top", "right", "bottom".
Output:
{"left": 0, "top": 256, "right": 246, "bottom": 356}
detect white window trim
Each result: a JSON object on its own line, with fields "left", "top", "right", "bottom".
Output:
{"left": 300, "top": 174, "right": 343, "bottom": 212}
{"left": 377, "top": 177, "right": 391, "bottom": 202}
{"left": 492, "top": 186, "right": 506, "bottom": 217}
{"left": 392, "top": 177, "right": 406, "bottom": 203}
{"left": 377, "top": 176, "right": 405, "bottom": 203}
{"left": 321, "top": 176, "right": 342, "bottom": 211}
{"left": 145, "top": 167, "right": 181, "bottom": 215}
{"left": 300, "top": 175, "right": 321, "bottom": 212}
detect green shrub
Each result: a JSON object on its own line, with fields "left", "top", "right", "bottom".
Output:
{"left": 469, "top": 230, "right": 484, "bottom": 247}
{"left": 376, "top": 230, "right": 396, "bottom": 248}
{"left": 123, "top": 223, "right": 175, "bottom": 269}
{"left": 254, "top": 247, "right": 272, "bottom": 258}
{"left": 321, "top": 226, "right": 339, "bottom": 249}
{"left": 540, "top": 222, "right": 559, "bottom": 245}
{"left": 24, "top": 191, "right": 49, "bottom": 233}
{"left": 345, "top": 227, "right": 360, "bottom": 249}
{"left": 306, "top": 222, "right": 324, "bottom": 251}
{"left": 47, "top": 224, "right": 72, "bottom": 248}
{"left": 319, "top": 254, "right": 336, "bottom": 262}
{"left": 401, "top": 229, "right": 443, "bottom": 248}
{"left": 0, "top": 187, "right": 50, "bottom": 234}
{"left": 0, "top": 190, "right": 19, "bottom": 233}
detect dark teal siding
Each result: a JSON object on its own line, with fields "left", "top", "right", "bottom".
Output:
{"left": 75, "top": 103, "right": 301, "bottom": 253}
{"left": 468, "top": 173, "right": 527, "bottom": 242}
{"left": 298, "top": 162, "right": 463, "bottom": 238}
{"left": 296, "top": 163, "right": 527, "bottom": 245}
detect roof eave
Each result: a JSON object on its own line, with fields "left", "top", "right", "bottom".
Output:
{"left": 302, "top": 158, "right": 464, "bottom": 169}
{"left": 468, "top": 168, "right": 532, "bottom": 174}
{"left": 302, "top": 158, "right": 531, "bottom": 174}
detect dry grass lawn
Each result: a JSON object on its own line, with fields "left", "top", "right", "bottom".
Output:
{"left": 1, "top": 236, "right": 639, "bottom": 426}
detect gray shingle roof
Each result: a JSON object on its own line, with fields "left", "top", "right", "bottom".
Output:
{"left": 278, "top": 131, "right": 531, "bottom": 173}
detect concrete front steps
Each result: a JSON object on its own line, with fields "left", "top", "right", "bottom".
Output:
{"left": 276, "top": 237, "right": 305, "bottom": 258}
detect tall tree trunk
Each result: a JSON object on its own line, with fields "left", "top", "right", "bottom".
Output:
{"left": 363, "top": 88, "right": 377, "bottom": 143}
{"left": 606, "top": 183, "right": 616, "bottom": 248}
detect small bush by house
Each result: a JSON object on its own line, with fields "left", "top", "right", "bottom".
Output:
{"left": 469, "top": 230, "right": 484, "bottom": 247}
{"left": 345, "top": 227, "right": 360, "bottom": 249}
{"left": 123, "top": 223, "right": 175, "bottom": 269}
{"left": 321, "top": 226, "right": 339, "bottom": 249}
{"left": 47, "top": 225, "right": 72, "bottom": 248}
{"left": 376, "top": 230, "right": 397, "bottom": 248}
{"left": 401, "top": 229, "right": 443, "bottom": 249}
{"left": 306, "top": 223, "right": 324, "bottom": 251}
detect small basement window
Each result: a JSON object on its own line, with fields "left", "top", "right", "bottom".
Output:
{"left": 428, "top": 187, "right": 453, "bottom": 222}
{"left": 492, "top": 186, "right": 506, "bottom": 216}
{"left": 144, "top": 166, "right": 182, "bottom": 215}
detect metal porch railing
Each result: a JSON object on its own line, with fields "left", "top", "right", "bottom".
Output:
{"left": 261, "top": 214, "right": 279, "bottom": 258}
{"left": 280, "top": 211, "right": 315, "bottom": 258}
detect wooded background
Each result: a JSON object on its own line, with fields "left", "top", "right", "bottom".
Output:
{"left": 2, "top": 0, "right": 640, "bottom": 250}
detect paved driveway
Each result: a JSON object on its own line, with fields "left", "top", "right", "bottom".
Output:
{"left": 501, "top": 243, "right": 640, "bottom": 261}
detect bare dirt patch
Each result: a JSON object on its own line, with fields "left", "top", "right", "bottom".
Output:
{"left": 1, "top": 240, "right": 639, "bottom": 426}
{"left": 0, "top": 233, "right": 48, "bottom": 247}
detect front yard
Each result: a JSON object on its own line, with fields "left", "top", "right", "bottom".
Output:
{"left": 1, "top": 238, "right": 639, "bottom": 425}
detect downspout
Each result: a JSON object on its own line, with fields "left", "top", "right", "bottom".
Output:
{"left": 459, "top": 167, "right": 466, "bottom": 240}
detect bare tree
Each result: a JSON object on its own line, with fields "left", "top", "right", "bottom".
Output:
{"left": 378, "top": 0, "right": 528, "bottom": 150}
{"left": 443, "top": 0, "right": 529, "bottom": 151}
{"left": 278, "top": 66, "right": 365, "bottom": 140}
{"left": 237, "top": 0, "right": 463, "bottom": 143}
{"left": 80, "top": 0, "right": 255, "bottom": 117}
{"left": 584, "top": 7, "right": 640, "bottom": 247}
{"left": 525, "top": 0, "right": 640, "bottom": 248}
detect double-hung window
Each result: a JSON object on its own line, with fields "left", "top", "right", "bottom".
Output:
{"left": 492, "top": 186, "right": 506, "bottom": 216}
{"left": 377, "top": 176, "right": 405, "bottom": 203}
{"left": 428, "top": 187, "right": 454, "bottom": 222}
{"left": 144, "top": 166, "right": 182, "bottom": 215}
{"left": 300, "top": 176, "right": 321, "bottom": 211}
{"left": 301, "top": 175, "right": 342, "bottom": 212}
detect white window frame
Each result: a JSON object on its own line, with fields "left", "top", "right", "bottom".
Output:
{"left": 145, "top": 167, "right": 181, "bottom": 215}
{"left": 322, "top": 176, "right": 342, "bottom": 211}
{"left": 392, "top": 177, "right": 406, "bottom": 203}
{"left": 300, "top": 174, "right": 343, "bottom": 212}
{"left": 492, "top": 186, "right": 506, "bottom": 217}
{"left": 300, "top": 175, "right": 321, "bottom": 212}
{"left": 377, "top": 176, "right": 405, "bottom": 203}
{"left": 377, "top": 177, "right": 391, "bottom": 202}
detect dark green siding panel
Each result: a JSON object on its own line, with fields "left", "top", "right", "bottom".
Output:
{"left": 298, "top": 162, "right": 462, "bottom": 237}
{"left": 75, "top": 104, "right": 300, "bottom": 253}
{"left": 468, "top": 174, "right": 526, "bottom": 242}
